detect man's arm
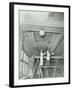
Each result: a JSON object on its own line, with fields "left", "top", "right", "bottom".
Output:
{"left": 43, "top": 51, "right": 47, "bottom": 55}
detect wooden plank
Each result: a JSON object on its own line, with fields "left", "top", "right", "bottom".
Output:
{"left": 24, "top": 30, "right": 63, "bottom": 34}
{"left": 41, "top": 66, "right": 64, "bottom": 68}
{"left": 21, "top": 24, "right": 64, "bottom": 34}
{"left": 21, "top": 59, "right": 29, "bottom": 65}
{"left": 31, "top": 59, "right": 39, "bottom": 78}
{"left": 34, "top": 56, "right": 63, "bottom": 59}
{"left": 21, "top": 75, "right": 32, "bottom": 79}
{"left": 39, "top": 66, "right": 43, "bottom": 78}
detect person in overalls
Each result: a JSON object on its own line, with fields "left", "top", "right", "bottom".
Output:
{"left": 39, "top": 49, "right": 44, "bottom": 66}
{"left": 39, "top": 49, "right": 50, "bottom": 66}
{"left": 46, "top": 50, "right": 50, "bottom": 66}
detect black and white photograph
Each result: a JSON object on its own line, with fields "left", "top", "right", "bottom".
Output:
{"left": 9, "top": 2, "right": 70, "bottom": 87}
{"left": 19, "top": 11, "right": 64, "bottom": 79}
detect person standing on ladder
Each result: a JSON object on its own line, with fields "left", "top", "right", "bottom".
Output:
{"left": 39, "top": 49, "right": 50, "bottom": 66}
{"left": 40, "top": 49, "right": 44, "bottom": 66}
{"left": 46, "top": 50, "right": 50, "bottom": 66}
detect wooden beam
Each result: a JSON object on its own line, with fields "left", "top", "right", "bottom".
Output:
{"left": 24, "top": 33, "right": 32, "bottom": 56}
{"left": 21, "top": 24, "right": 64, "bottom": 34}
{"left": 34, "top": 42, "right": 49, "bottom": 51}
{"left": 23, "top": 39, "right": 30, "bottom": 57}
{"left": 28, "top": 32, "right": 35, "bottom": 55}
{"left": 53, "top": 38, "right": 64, "bottom": 53}
{"left": 32, "top": 59, "right": 39, "bottom": 78}
{"left": 41, "top": 66, "right": 64, "bottom": 68}
{"left": 24, "top": 33, "right": 34, "bottom": 57}
{"left": 21, "top": 75, "right": 32, "bottom": 79}
{"left": 23, "top": 33, "right": 31, "bottom": 57}
{"left": 24, "top": 32, "right": 36, "bottom": 57}
{"left": 62, "top": 54, "right": 64, "bottom": 59}
{"left": 23, "top": 30, "right": 63, "bottom": 34}
{"left": 34, "top": 56, "right": 63, "bottom": 59}
{"left": 51, "top": 56, "right": 62, "bottom": 59}
{"left": 21, "top": 59, "right": 29, "bottom": 65}
{"left": 50, "top": 34, "right": 64, "bottom": 53}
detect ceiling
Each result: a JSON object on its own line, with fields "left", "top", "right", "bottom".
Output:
{"left": 19, "top": 11, "right": 64, "bottom": 57}
{"left": 21, "top": 30, "right": 64, "bottom": 57}
{"left": 20, "top": 11, "right": 64, "bottom": 27}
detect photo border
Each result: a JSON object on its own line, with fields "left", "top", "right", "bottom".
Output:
{"left": 9, "top": 2, "right": 70, "bottom": 88}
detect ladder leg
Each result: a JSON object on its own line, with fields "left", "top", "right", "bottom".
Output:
{"left": 39, "top": 66, "right": 43, "bottom": 78}
{"left": 31, "top": 59, "right": 39, "bottom": 78}
{"left": 52, "top": 59, "right": 58, "bottom": 77}
{"left": 58, "top": 59, "right": 64, "bottom": 76}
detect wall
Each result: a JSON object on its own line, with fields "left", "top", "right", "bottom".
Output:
{"left": 0, "top": 0, "right": 71, "bottom": 90}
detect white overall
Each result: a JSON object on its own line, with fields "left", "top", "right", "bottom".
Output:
{"left": 40, "top": 50, "right": 43, "bottom": 66}
{"left": 47, "top": 51, "right": 50, "bottom": 61}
